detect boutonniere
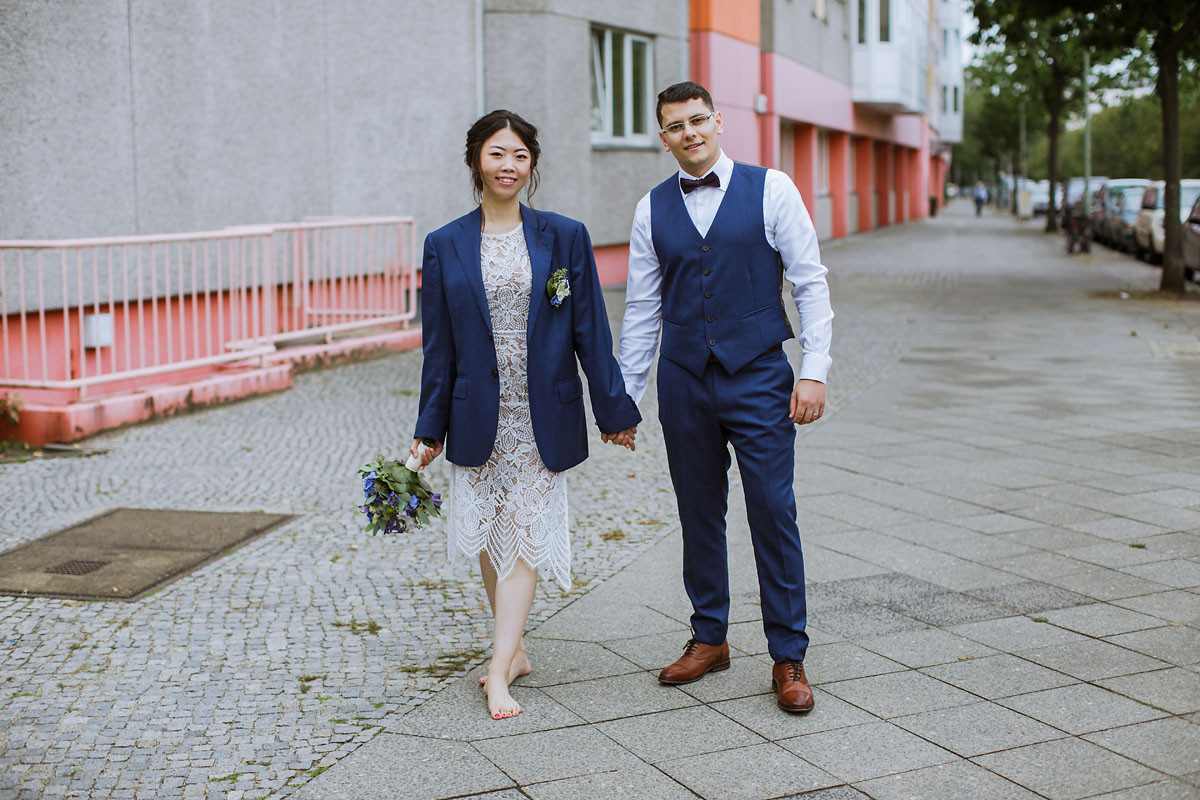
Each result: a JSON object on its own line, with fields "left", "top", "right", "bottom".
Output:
{"left": 546, "top": 268, "right": 571, "bottom": 309}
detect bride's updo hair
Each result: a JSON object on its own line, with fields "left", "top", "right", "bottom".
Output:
{"left": 464, "top": 110, "right": 541, "bottom": 204}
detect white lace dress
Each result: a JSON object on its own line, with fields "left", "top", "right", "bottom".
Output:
{"left": 448, "top": 226, "right": 571, "bottom": 590}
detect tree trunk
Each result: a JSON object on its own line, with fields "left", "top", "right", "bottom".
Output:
{"left": 1157, "top": 34, "right": 1184, "bottom": 293}
{"left": 1045, "top": 102, "right": 1060, "bottom": 233}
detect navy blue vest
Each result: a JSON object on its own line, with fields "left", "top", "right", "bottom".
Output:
{"left": 650, "top": 162, "right": 793, "bottom": 377}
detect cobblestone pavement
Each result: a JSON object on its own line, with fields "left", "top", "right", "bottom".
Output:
{"left": 3, "top": 200, "right": 1199, "bottom": 799}
{"left": 0, "top": 202, "right": 933, "bottom": 800}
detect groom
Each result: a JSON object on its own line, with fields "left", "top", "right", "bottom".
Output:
{"left": 618, "top": 81, "right": 833, "bottom": 713}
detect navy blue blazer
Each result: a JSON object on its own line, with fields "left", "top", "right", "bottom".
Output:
{"left": 413, "top": 206, "right": 641, "bottom": 473}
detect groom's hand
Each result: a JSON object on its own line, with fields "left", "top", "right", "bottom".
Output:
{"left": 789, "top": 380, "right": 826, "bottom": 425}
{"left": 601, "top": 427, "right": 638, "bottom": 451}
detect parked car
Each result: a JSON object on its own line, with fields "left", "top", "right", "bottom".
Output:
{"left": 1029, "top": 180, "right": 1051, "bottom": 216}
{"left": 1094, "top": 179, "right": 1149, "bottom": 248}
{"left": 1183, "top": 195, "right": 1200, "bottom": 282}
{"left": 1134, "top": 182, "right": 1163, "bottom": 261}
{"left": 1110, "top": 185, "right": 1150, "bottom": 253}
{"left": 1135, "top": 179, "right": 1200, "bottom": 263}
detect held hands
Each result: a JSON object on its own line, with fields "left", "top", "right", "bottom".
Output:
{"left": 409, "top": 438, "right": 443, "bottom": 469}
{"left": 789, "top": 379, "right": 826, "bottom": 425}
{"left": 600, "top": 425, "right": 638, "bottom": 451}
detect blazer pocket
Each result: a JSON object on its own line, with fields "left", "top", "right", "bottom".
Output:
{"left": 452, "top": 377, "right": 469, "bottom": 399}
{"left": 556, "top": 376, "right": 583, "bottom": 404}
{"left": 742, "top": 305, "right": 773, "bottom": 320}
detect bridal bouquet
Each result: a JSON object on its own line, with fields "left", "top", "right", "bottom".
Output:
{"left": 358, "top": 441, "right": 443, "bottom": 535}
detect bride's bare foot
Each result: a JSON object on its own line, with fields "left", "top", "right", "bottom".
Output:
{"left": 486, "top": 673, "right": 522, "bottom": 719}
{"left": 478, "top": 650, "right": 532, "bottom": 687}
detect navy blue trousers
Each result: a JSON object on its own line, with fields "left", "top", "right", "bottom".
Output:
{"left": 657, "top": 348, "right": 809, "bottom": 663}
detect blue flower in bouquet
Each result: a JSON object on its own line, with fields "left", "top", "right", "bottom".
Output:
{"left": 356, "top": 451, "right": 445, "bottom": 536}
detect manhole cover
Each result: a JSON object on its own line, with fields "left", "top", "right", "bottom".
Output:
{"left": 45, "top": 560, "right": 108, "bottom": 576}
{"left": 0, "top": 508, "right": 294, "bottom": 601}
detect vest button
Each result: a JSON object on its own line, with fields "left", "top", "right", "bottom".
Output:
{"left": 491, "top": 368, "right": 499, "bottom": 377}
{"left": 702, "top": 245, "right": 710, "bottom": 252}
{"left": 708, "top": 338, "right": 716, "bottom": 346}
{"left": 705, "top": 291, "right": 712, "bottom": 298}
{"left": 703, "top": 269, "right": 711, "bottom": 275}
{"left": 707, "top": 315, "right": 714, "bottom": 322}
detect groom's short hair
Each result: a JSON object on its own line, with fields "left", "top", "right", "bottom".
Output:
{"left": 656, "top": 81, "right": 715, "bottom": 128}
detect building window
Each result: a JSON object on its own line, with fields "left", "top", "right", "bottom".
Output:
{"left": 953, "top": 86, "right": 959, "bottom": 112}
{"left": 879, "top": 0, "right": 890, "bottom": 42}
{"left": 590, "top": 26, "right": 654, "bottom": 144}
{"left": 817, "top": 131, "right": 830, "bottom": 194}
{"left": 942, "top": 28, "right": 948, "bottom": 56}
{"left": 941, "top": 85, "right": 948, "bottom": 113}
{"left": 858, "top": 0, "right": 866, "bottom": 43}
{"left": 814, "top": 0, "right": 826, "bottom": 21}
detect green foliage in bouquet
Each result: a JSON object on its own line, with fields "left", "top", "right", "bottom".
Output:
{"left": 358, "top": 443, "right": 443, "bottom": 535}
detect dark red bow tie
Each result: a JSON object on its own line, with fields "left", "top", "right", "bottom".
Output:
{"left": 680, "top": 173, "right": 720, "bottom": 194}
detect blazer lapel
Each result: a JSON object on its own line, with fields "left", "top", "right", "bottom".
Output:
{"left": 523, "top": 205, "right": 553, "bottom": 336}
{"left": 450, "top": 207, "right": 491, "bottom": 334}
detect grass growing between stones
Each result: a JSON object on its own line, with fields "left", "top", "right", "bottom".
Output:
{"left": 209, "top": 772, "right": 244, "bottom": 783}
{"left": 299, "top": 674, "right": 326, "bottom": 694}
{"left": 398, "top": 646, "right": 488, "bottom": 678}
{"left": 332, "top": 619, "right": 381, "bottom": 635}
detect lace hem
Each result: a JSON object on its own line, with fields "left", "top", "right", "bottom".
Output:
{"left": 448, "top": 466, "right": 571, "bottom": 591}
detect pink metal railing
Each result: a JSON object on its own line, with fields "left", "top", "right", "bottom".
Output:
{"left": 0, "top": 217, "right": 416, "bottom": 398}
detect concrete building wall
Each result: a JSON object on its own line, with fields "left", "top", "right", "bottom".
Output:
{"left": 1, "top": 0, "right": 683, "bottom": 248}
{"left": 0, "top": 0, "right": 139, "bottom": 239}
{"left": 3, "top": 0, "right": 958, "bottom": 254}
{"left": 1, "top": 0, "right": 479, "bottom": 241}
{"left": 762, "top": 0, "right": 852, "bottom": 86}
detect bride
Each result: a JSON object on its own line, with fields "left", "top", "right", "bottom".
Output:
{"left": 410, "top": 110, "right": 640, "bottom": 720}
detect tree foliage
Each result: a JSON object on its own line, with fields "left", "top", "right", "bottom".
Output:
{"left": 955, "top": 49, "right": 1049, "bottom": 185}
{"left": 971, "top": 0, "right": 1200, "bottom": 290}
{"left": 1027, "top": 69, "right": 1200, "bottom": 180}
{"left": 969, "top": 3, "right": 1110, "bottom": 231}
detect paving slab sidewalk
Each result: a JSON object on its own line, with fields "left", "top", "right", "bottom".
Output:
{"left": 295, "top": 205, "right": 1200, "bottom": 799}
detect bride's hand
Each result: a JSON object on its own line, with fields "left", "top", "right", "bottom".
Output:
{"left": 410, "top": 438, "right": 443, "bottom": 469}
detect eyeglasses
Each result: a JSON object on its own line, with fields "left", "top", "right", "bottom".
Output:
{"left": 660, "top": 112, "right": 716, "bottom": 137}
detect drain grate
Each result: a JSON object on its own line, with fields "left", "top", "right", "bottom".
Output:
{"left": 0, "top": 508, "right": 295, "bottom": 601}
{"left": 45, "top": 560, "right": 108, "bottom": 576}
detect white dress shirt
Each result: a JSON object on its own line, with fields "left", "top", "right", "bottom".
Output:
{"left": 619, "top": 151, "right": 834, "bottom": 404}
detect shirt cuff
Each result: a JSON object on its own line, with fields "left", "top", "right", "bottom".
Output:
{"left": 624, "top": 379, "right": 647, "bottom": 406}
{"left": 797, "top": 352, "right": 832, "bottom": 384}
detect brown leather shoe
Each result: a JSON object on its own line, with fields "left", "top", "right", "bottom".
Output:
{"left": 772, "top": 660, "right": 814, "bottom": 713}
{"left": 657, "top": 638, "right": 730, "bottom": 685}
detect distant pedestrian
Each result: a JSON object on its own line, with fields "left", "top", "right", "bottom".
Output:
{"left": 411, "top": 110, "right": 640, "bottom": 721}
{"left": 973, "top": 181, "right": 988, "bottom": 216}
